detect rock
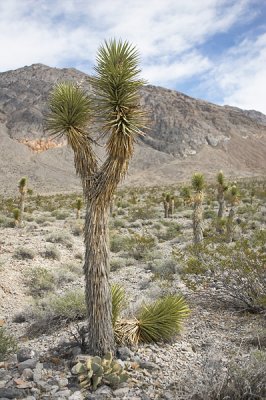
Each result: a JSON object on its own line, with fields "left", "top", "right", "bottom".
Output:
{"left": 17, "top": 348, "right": 39, "bottom": 363}
{"left": 139, "top": 360, "right": 159, "bottom": 370}
{"left": 53, "top": 389, "right": 71, "bottom": 398}
{"left": 33, "top": 362, "right": 43, "bottom": 382}
{"left": 0, "top": 387, "right": 30, "bottom": 398}
{"left": 113, "top": 387, "right": 130, "bottom": 397}
{"left": 57, "top": 377, "right": 68, "bottom": 388}
{"left": 22, "top": 368, "right": 34, "bottom": 380}
{"left": 71, "top": 346, "right": 82, "bottom": 357}
{"left": 117, "top": 347, "right": 133, "bottom": 361}
{"left": 69, "top": 391, "right": 84, "bottom": 400}
{"left": 18, "top": 359, "right": 38, "bottom": 373}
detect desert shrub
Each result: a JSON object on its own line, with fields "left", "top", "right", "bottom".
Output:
{"left": 14, "top": 247, "right": 35, "bottom": 260}
{"left": 26, "top": 267, "right": 55, "bottom": 296}
{"left": 174, "top": 350, "right": 266, "bottom": 400}
{"left": 42, "top": 246, "right": 61, "bottom": 260}
{"left": 149, "top": 259, "right": 178, "bottom": 281}
{"left": 203, "top": 209, "right": 216, "bottom": 219}
{"left": 46, "top": 232, "right": 73, "bottom": 249}
{"left": 0, "top": 327, "right": 17, "bottom": 361}
{"left": 126, "top": 232, "right": 157, "bottom": 260}
{"left": 71, "top": 222, "right": 83, "bottom": 236}
{"left": 110, "top": 257, "right": 125, "bottom": 271}
{"left": 176, "top": 235, "right": 266, "bottom": 313}
{"left": 128, "top": 205, "right": 157, "bottom": 221}
{"left": 51, "top": 210, "right": 69, "bottom": 220}
{"left": 112, "top": 218, "right": 126, "bottom": 229}
{"left": 110, "top": 234, "right": 130, "bottom": 253}
{"left": 64, "top": 262, "right": 83, "bottom": 277}
{"left": 157, "top": 221, "right": 181, "bottom": 241}
{"left": 0, "top": 214, "right": 15, "bottom": 228}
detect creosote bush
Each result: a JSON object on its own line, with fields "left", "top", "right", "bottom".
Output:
{"left": 14, "top": 247, "right": 35, "bottom": 260}
{"left": 0, "top": 327, "right": 17, "bottom": 361}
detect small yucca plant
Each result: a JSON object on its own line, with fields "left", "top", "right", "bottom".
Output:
{"left": 13, "top": 208, "right": 20, "bottom": 226}
{"left": 115, "top": 295, "right": 190, "bottom": 344}
{"left": 75, "top": 198, "right": 83, "bottom": 219}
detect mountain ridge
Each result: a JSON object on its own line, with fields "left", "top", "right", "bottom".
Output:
{"left": 0, "top": 63, "right": 265, "bottom": 195}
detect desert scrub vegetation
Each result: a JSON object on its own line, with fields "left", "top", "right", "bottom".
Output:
{"left": 13, "top": 246, "right": 36, "bottom": 260}
{"left": 174, "top": 350, "right": 266, "bottom": 400}
{"left": 46, "top": 231, "right": 73, "bottom": 248}
{"left": 156, "top": 220, "right": 181, "bottom": 241}
{"left": 41, "top": 245, "right": 61, "bottom": 260}
{"left": 0, "top": 327, "right": 17, "bottom": 361}
{"left": 26, "top": 267, "right": 56, "bottom": 296}
{"left": 176, "top": 232, "right": 266, "bottom": 313}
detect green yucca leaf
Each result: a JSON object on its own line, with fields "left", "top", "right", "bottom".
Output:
{"left": 137, "top": 295, "right": 190, "bottom": 343}
{"left": 191, "top": 173, "right": 205, "bottom": 192}
{"left": 111, "top": 284, "right": 126, "bottom": 327}
{"left": 89, "top": 39, "right": 147, "bottom": 142}
{"left": 45, "top": 82, "right": 91, "bottom": 138}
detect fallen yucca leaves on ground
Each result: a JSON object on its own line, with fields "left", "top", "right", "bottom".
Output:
{"left": 115, "top": 295, "right": 190, "bottom": 344}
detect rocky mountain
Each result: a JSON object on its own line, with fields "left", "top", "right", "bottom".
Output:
{"left": 0, "top": 63, "right": 265, "bottom": 195}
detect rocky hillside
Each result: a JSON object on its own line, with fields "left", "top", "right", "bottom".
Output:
{"left": 0, "top": 63, "right": 266, "bottom": 195}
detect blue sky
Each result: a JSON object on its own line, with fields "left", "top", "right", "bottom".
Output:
{"left": 0, "top": 0, "right": 265, "bottom": 113}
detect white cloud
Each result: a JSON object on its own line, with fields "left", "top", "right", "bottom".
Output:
{"left": 200, "top": 33, "right": 266, "bottom": 113}
{"left": 0, "top": 0, "right": 265, "bottom": 113}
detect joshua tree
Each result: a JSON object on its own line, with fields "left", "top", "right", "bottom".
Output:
{"left": 75, "top": 198, "right": 83, "bottom": 219}
{"left": 46, "top": 39, "right": 146, "bottom": 355}
{"left": 163, "top": 193, "right": 170, "bottom": 218}
{"left": 13, "top": 208, "right": 20, "bottom": 227}
{"left": 169, "top": 196, "right": 175, "bottom": 217}
{"left": 18, "top": 177, "right": 27, "bottom": 225}
{"left": 216, "top": 170, "right": 228, "bottom": 233}
{"left": 226, "top": 185, "right": 239, "bottom": 243}
{"left": 191, "top": 173, "right": 205, "bottom": 244}
{"left": 180, "top": 186, "right": 191, "bottom": 206}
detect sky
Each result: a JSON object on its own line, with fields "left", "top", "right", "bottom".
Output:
{"left": 0, "top": 0, "right": 265, "bottom": 113}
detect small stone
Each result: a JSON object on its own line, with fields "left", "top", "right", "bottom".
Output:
{"left": 113, "top": 387, "right": 130, "bottom": 397}
{"left": 17, "top": 348, "right": 39, "bottom": 363}
{"left": 69, "top": 391, "right": 84, "bottom": 400}
{"left": 94, "top": 384, "right": 112, "bottom": 395}
{"left": 139, "top": 360, "right": 159, "bottom": 370}
{"left": 53, "top": 389, "right": 71, "bottom": 398}
{"left": 71, "top": 347, "right": 82, "bottom": 357}
{"left": 57, "top": 377, "right": 68, "bottom": 388}
{"left": 33, "top": 362, "right": 43, "bottom": 382}
{"left": 22, "top": 368, "right": 34, "bottom": 381}
{"left": 117, "top": 347, "right": 133, "bottom": 361}
{"left": 18, "top": 359, "right": 38, "bottom": 373}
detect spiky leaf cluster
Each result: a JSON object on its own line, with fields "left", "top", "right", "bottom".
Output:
{"left": 115, "top": 295, "right": 190, "bottom": 344}
{"left": 75, "top": 198, "right": 83, "bottom": 211}
{"left": 89, "top": 39, "right": 146, "bottom": 143}
{"left": 19, "top": 177, "right": 27, "bottom": 193}
{"left": 45, "top": 82, "right": 91, "bottom": 138}
{"left": 191, "top": 173, "right": 205, "bottom": 192}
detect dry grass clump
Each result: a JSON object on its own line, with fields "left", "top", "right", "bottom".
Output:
{"left": 13, "top": 246, "right": 36, "bottom": 260}
{"left": 46, "top": 231, "right": 73, "bottom": 249}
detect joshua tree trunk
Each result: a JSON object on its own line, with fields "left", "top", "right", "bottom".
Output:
{"left": 216, "top": 192, "right": 225, "bottom": 233}
{"left": 193, "top": 201, "right": 203, "bottom": 244}
{"left": 19, "top": 193, "right": 25, "bottom": 225}
{"left": 76, "top": 209, "right": 80, "bottom": 219}
{"left": 169, "top": 198, "right": 175, "bottom": 217}
{"left": 163, "top": 200, "right": 169, "bottom": 218}
{"left": 84, "top": 201, "right": 114, "bottom": 354}
{"left": 226, "top": 208, "right": 234, "bottom": 243}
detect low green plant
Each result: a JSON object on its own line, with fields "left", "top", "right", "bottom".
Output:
{"left": 111, "top": 285, "right": 126, "bottom": 326}
{"left": 46, "top": 232, "right": 73, "bottom": 249}
{"left": 14, "top": 247, "right": 35, "bottom": 260}
{"left": 72, "top": 352, "right": 128, "bottom": 390}
{"left": 0, "top": 327, "right": 17, "bottom": 361}
{"left": 42, "top": 246, "right": 61, "bottom": 260}
{"left": 26, "top": 267, "right": 55, "bottom": 296}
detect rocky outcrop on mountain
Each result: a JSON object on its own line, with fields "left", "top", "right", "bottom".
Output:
{"left": 0, "top": 63, "right": 265, "bottom": 195}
